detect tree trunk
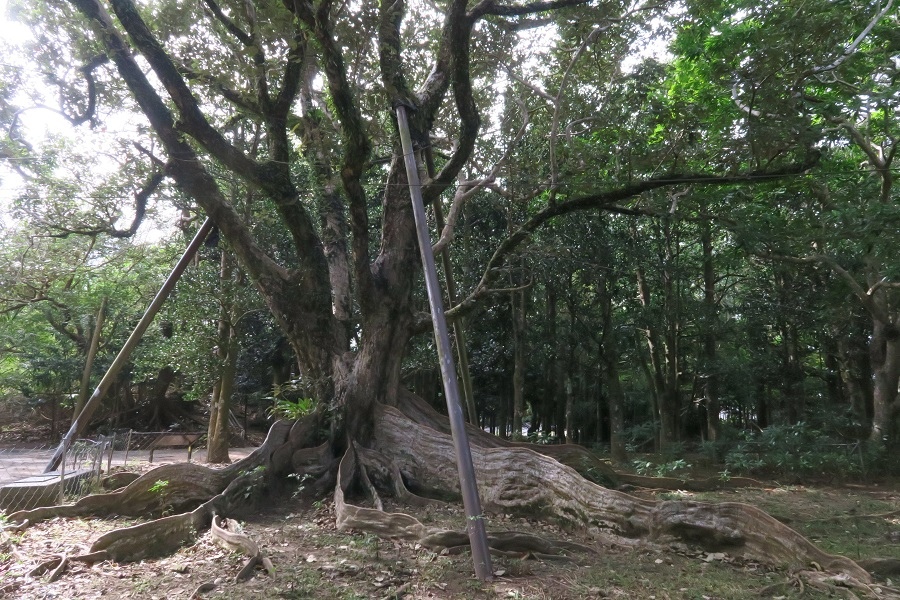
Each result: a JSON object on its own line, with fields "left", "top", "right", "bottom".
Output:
{"left": 699, "top": 214, "right": 720, "bottom": 442}
{"left": 149, "top": 366, "right": 176, "bottom": 428}
{"left": 207, "top": 251, "right": 238, "bottom": 464}
{"left": 599, "top": 283, "right": 628, "bottom": 465}
{"left": 542, "top": 284, "right": 559, "bottom": 436}
{"left": 869, "top": 319, "right": 900, "bottom": 445}
{"left": 836, "top": 321, "right": 872, "bottom": 435}
{"left": 510, "top": 272, "right": 526, "bottom": 441}
{"left": 773, "top": 268, "right": 806, "bottom": 424}
{"left": 207, "top": 325, "right": 238, "bottom": 463}
{"left": 636, "top": 266, "right": 670, "bottom": 450}
{"left": 72, "top": 296, "right": 107, "bottom": 425}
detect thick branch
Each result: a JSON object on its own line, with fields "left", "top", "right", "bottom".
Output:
{"left": 109, "top": 0, "right": 267, "bottom": 184}
{"left": 201, "top": 0, "right": 253, "bottom": 45}
{"left": 432, "top": 95, "right": 530, "bottom": 254}
{"left": 416, "top": 0, "right": 467, "bottom": 121}
{"left": 439, "top": 158, "right": 821, "bottom": 327}
{"left": 50, "top": 169, "right": 163, "bottom": 239}
{"left": 808, "top": 0, "right": 895, "bottom": 76}
{"left": 379, "top": 0, "right": 413, "bottom": 106}
{"left": 66, "top": 0, "right": 296, "bottom": 306}
{"left": 421, "top": 6, "right": 480, "bottom": 204}
{"left": 468, "top": 0, "right": 591, "bottom": 19}
{"left": 107, "top": 0, "right": 332, "bottom": 310}
{"left": 294, "top": 0, "right": 374, "bottom": 303}
{"left": 760, "top": 252, "right": 892, "bottom": 324}
{"left": 831, "top": 117, "right": 894, "bottom": 204}
{"left": 54, "top": 54, "right": 109, "bottom": 127}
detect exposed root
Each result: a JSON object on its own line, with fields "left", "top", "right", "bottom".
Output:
{"left": 0, "top": 519, "right": 29, "bottom": 533}
{"left": 46, "top": 553, "right": 67, "bottom": 582}
{"left": 191, "top": 581, "right": 218, "bottom": 597}
{"left": 860, "top": 558, "right": 900, "bottom": 579}
{"left": 335, "top": 443, "right": 427, "bottom": 540}
{"left": 418, "top": 530, "right": 596, "bottom": 556}
{"left": 335, "top": 443, "right": 605, "bottom": 562}
{"left": 8, "top": 398, "right": 893, "bottom": 600}
{"left": 28, "top": 551, "right": 108, "bottom": 579}
{"left": 4, "top": 420, "right": 297, "bottom": 576}
{"left": 372, "top": 404, "right": 872, "bottom": 581}
{"left": 88, "top": 450, "right": 274, "bottom": 561}
{"left": 210, "top": 514, "right": 274, "bottom": 581}
{"left": 795, "top": 569, "right": 900, "bottom": 599}
{"left": 8, "top": 420, "right": 294, "bottom": 528}
{"left": 394, "top": 390, "right": 765, "bottom": 492}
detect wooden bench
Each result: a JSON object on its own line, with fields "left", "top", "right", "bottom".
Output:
{"left": 148, "top": 432, "right": 204, "bottom": 463}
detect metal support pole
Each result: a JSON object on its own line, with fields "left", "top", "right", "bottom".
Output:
{"left": 44, "top": 218, "right": 215, "bottom": 473}
{"left": 395, "top": 104, "right": 493, "bottom": 581}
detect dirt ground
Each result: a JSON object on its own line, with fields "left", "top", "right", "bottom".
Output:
{"left": 2, "top": 477, "right": 899, "bottom": 600}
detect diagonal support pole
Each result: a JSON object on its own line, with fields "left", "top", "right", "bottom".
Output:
{"left": 395, "top": 104, "right": 493, "bottom": 581}
{"left": 44, "top": 218, "right": 215, "bottom": 473}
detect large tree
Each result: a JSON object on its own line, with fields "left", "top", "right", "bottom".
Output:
{"left": 2, "top": 0, "right": 887, "bottom": 588}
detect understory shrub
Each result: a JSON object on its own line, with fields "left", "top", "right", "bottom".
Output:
{"left": 722, "top": 422, "right": 872, "bottom": 478}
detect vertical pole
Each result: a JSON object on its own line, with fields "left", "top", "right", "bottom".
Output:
{"left": 59, "top": 444, "right": 66, "bottom": 504}
{"left": 395, "top": 105, "right": 493, "bottom": 581}
{"left": 44, "top": 219, "right": 215, "bottom": 473}
{"left": 123, "top": 429, "right": 132, "bottom": 467}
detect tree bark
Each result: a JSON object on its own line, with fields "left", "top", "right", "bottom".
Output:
{"left": 72, "top": 296, "right": 107, "bottom": 425}
{"left": 510, "top": 269, "right": 526, "bottom": 441}
{"left": 207, "top": 251, "right": 238, "bottom": 464}
{"left": 699, "top": 212, "right": 720, "bottom": 442}
{"left": 599, "top": 286, "right": 628, "bottom": 465}
{"left": 869, "top": 319, "right": 900, "bottom": 444}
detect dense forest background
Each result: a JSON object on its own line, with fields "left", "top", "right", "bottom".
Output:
{"left": 0, "top": 0, "right": 897, "bottom": 480}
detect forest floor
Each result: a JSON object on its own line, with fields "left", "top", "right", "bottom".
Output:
{"left": 1, "top": 468, "right": 899, "bottom": 600}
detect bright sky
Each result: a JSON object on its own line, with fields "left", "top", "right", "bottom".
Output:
{"left": 0, "top": 0, "right": 31, "bottom": 227}
{"left": 0, "top": 0, "right": 29, "bottom": 45}
{"left": 0, "top": 0, "right": 179, "bottom": 243}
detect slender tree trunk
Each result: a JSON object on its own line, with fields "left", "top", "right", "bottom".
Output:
{"left": 636, "top": 266, "right": 668, "bottom": 449}
{"left": 821, "top": 334, "right": 844, "bottom": 407}
{"left": 564, "top": 375, "right": 574, "bottom": 444}
{"left": 834, "top": 323, "right": 875, "bottom": 439}
{"left": 73, "top": 296, "right": 107, "bottom": 425}
{"left": 544, "top": 284, "right": 559, "bottom": 437}
{"left": 699, "top": 214, "right": 720, "bottom": 441}
{"left": 424, "top": 146, "right": 478, "bottom": 425}
{"left": 207, "top": 326, "right": 238, "bottom": 464}
{"left": 510, "top": 261, "right": 527, "bottom": 440}
{"left": 599, "top": 273, "right": 628, "bottom": 464}
{"left": 869, "top": 319, "right": 900, "bottom": 444}
{"left": 660, "top": 218, "right": 682, "bottom": 449}
{"left": 773, "top": 269, "right": 805, "bottom": 424}
{"left": 207, "top": 252, "right": 238, "bottom": 464}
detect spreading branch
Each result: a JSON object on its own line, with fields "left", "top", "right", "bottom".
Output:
{"left": 434, "top": 156, "right": 821, "bottom": 328}
{"left": 468, "top": 0, "right": 591, "bottom": 19}
{"left": 807, "top": 0, "right": 895, "bottom": 76}
{"left": 432, "top": 94, "right": 531, "bottom": 254}
{"left": 758, "top": 252, "right": 893, "bottom": 324}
